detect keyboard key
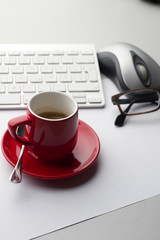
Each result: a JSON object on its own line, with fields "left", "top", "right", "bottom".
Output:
{"left": 23, "top": 84, "right": 36, "bottom": 93}
{"left": 47, "top": 56, "right": 59, "bottom": 64}
{"left": 0, "top": 94, "right": 21, "bottom": 105}
{"left": 76, "top": 56, "right": 95, "bottom": 64}
{"left": 61, "top": 56, "right": 73, "bottom": 64}
{"left": 52, "top": 50, "right": 64, "bottom": 55}
{"left": 72, "top": 93, "right": 86, "bottom": 98}
{"left": 73, "top": 74, "right": 87, "bottom": 82}
{"left": 8, "top": 51, "right": 21, "bottom": 56}
{"left": 55, "top": 65, "right": 67, "bottom": 73}
{"left": 53, "top": 84, "right": 66, "bottom": 92}
{"left": 74, "top": 97, "right": 87, "bottom": 104}
{"left": 4, "top": 57, "right": 16, "bottom": 65}
{"left": 88, "top": 70, "right": 98, "bottom": 82}
{"left": 40, "top": 65, "right": 53, "bottom": 73}
{"left": 0, "top": 75, "right": 12, "bottom": 83}
{"left": 33, "top": 57, "right": 45, "bottom": 65}
{"left": 37, "top": 84, "right": 51, "bottom": 92}
{"left": 67, "top": 50, "right": 79, "bottom": 55}
{"left": 19, "top": 57, "right": 31, "bottom": 65}
{"left": 37, "top": 51, "right": 50, "bottom": 56}
{"left": 0, "top": 66, "right": 9, "bottom": 74}
{"left": 84, "top": 65, "right": 96, "bottom": 72}
{"left": 43, "top": 74, "right": 57, "bottom": 83}
{"left": 12, "top": 66, "right": 24, "bottom": 74}
{"left": 26, "top": 66, "right": 38, "bottom": 74}
{"left": 7, "top": 84, "right": 21, "bottom": 93}
{"left": 69, "top": 65, "right": 82, "bottom": 73}
{"left": 30, "top": 75, "right": 42, "bottom": 83}
{"left": 15, "top": 75, "right": 28, "bottom": 83}
{"left": 23, "top": 51, "right": 35, "bottom": 56}
{"left": 68, "top": 83, "right": 99, "bottom": 92}
{"left": 81, "top": 50, "right": 93, "bottom": 55}
{"left": 59, "top": 74, "right": 72, "bottom": 83}
{"left": 89, "top": 98, "right": 102, "bottom": 103}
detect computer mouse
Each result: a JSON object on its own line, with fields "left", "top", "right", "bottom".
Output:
{"left": 97, "top": 42, "right": 160, "bottom": 91}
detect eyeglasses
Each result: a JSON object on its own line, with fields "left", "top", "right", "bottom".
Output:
{"left": 111, "top": 88, "right": 160, "bottom": 127}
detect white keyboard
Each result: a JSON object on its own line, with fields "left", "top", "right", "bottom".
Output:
{"left": 0, "top": 44, "right": 105, "bottom": 109}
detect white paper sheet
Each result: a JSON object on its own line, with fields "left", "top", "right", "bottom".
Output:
{"left": 1, "top": 80, "right": 160, "bottom": 240}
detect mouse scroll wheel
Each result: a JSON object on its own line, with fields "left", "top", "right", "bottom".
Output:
{"left": 136, "top": 63, "right": 148, "bottom": 82}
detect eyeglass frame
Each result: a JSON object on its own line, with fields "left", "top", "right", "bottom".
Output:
{"left": 111, "top": 88, "right": 160, "bottom": 116}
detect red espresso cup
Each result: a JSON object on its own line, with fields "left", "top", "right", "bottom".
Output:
{"left": 8, "top": 91, "right": 78, "bottom": 161}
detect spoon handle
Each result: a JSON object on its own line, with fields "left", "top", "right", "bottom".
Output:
{"left": 9, "top": 145, "right": 25, "bottom": 183}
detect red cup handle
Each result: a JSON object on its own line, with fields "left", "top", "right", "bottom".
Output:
{"left": 8, "top": 115, "right": 32, "bottom": 145}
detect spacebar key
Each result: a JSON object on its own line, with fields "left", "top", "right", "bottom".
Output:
{"left": 0, "top": 94, "right": 21, "bottom": 105}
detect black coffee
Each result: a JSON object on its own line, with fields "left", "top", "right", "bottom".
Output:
{"left": 38, "top": 111, "right": 68, "bottom": 119}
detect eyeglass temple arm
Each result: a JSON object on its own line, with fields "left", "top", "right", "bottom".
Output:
{"left": 115, "top": 101, "right": 135, "bottom": 127}
{"left": 115, "top": 96, "right": 158, "bottom": 127}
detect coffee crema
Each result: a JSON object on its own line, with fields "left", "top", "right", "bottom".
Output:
{"left": 37, "top": 111, "right": 68, "bottom": 119}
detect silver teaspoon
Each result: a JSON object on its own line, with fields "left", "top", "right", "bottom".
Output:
{"left": 9, "top": 125, "right": 25, "bottom": 183}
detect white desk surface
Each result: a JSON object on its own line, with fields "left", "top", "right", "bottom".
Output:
{"left": 0, "top": 0, "right": 160, "bottom": 239}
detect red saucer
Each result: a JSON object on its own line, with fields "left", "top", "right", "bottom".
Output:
{"left": 1, "top": 120, "right": 100, "bottom": 179}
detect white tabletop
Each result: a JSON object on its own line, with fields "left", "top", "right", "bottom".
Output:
{"left": 1, "top": 0, "right": 160, "bottom": 239}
